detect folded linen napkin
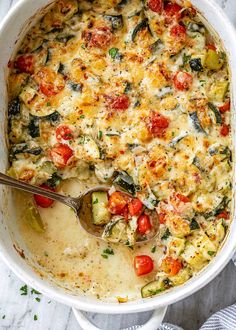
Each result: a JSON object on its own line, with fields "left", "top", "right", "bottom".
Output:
{"left": 123, "top": 303, "right": 236, "bottom": 330}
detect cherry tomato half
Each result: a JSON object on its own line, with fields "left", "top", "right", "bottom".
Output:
{"left": 146, "top": 112, "right": 170, "bottom": 138}
{"left": 15, "top": 55, "right": 34, "bottom": 74}
{"left": 170, "top": 24, "right": 186, "bottom": 40}
{"left": 82, "top": 27, "right": 113, "bottom": 49}
{"left": 108, "top": 191, "right": 129, "bottom": 215}
{"left": 137, "top": 214, "right": 152, "bottom": 235}
{"left": 134, "top": 255, "right": 154, "bottom": 276}
{"left": 161, "top": 256, "right": 183, "bottom": 276}
{"left": 34, "top": 185, "right": 55, "bottom": 208}
{"left": 220, "top": 124, "right": 230, "bottom": 137}
{"left": 158, "top": 212, "right": 167, "bottom": 224}
{"left": 50, "top": 143, "right": 73, "bottom": 168}
{"left": 218, "top": 101, "right": 230, "bottom": 113}
{"left": 176, "top": 193, "right": 190, "bottom": 203}
{"left": 217, "top": 211, "right": 229, "bottom": 220}
{"left": 56, "top": 125, "right": 73, "bottom": 141}
{"left": 207, "top": 44, "right": 217, "bottom": 51}
{"left": 105, "top": 94, "right": 130, "bottom": 111}
{"left": 147, "top": 0, "right": 163, "bottom": 13}
{"left": 173, "top": 71, "right": 193, "bottom": 91}
{"left": 35, "top": 67, "right": 65, "bottom": 97}
{"left": 128, "top": 198, "right": 143, "bottom": 216}
{"left": 164, "top": 2, "right": 182, "bottom": 23}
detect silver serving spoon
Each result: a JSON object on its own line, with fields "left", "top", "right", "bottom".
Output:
{"left": 0, "top": 172, "right": 158, "bottom": 243}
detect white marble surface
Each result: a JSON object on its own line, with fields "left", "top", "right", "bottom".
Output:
{"left": 1, "top": 0, "right": 236, "bottom": 329}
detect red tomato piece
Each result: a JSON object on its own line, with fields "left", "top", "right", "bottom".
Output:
{"left": 108, "top": 192, "right": 129, "bottom": 215}
{"left": 164, "top": 2, "right": 182, "bottom": 23}
{"left": 217, "top": 211, "right": 229, "bottom": 220}
{"left": 146, "top": 112, "right": 170, "bottom": 138}
{"left": 34, "top": 185, "right": 55, "bottom": 208}
{"left": 158, "top": 212, "right": 167, "bottom": 224}
{"left": 50, "top": 143, "right": 73, "bottom": 168}
{"left": 147, "top": 0, "right": 163, "bottom": 13}
{"left": 128, "top": 198, "right": 143, "bottom": 216}
{"left": 105, "top": 94, "right": 130, "bottom": 111}
{"left": 122, "top": 205, "right": 129, "bottom": 222}
{"left": 56, "top": 125, "right": 73, "bottom": 141}
{"left": 15, "top": 55, "right": 34, "bottom": 74}
{"left": 176, "top": 193, "right": 190, "bottom": 203}
{"left": 137, "top": 214, "right": 152, "bottom": 235}
{"left": 134, "top": 255, "right": 154, "bottom": 276}
{"left": 220, "top": 124, "right": 230, "bottom": 137}
{"left": 161, "top": 256, "right": 183, "bottom": 276}
{"left": 170, "top": 24, "right": 186, "bottom": 40}
{"left": 82, "top": 27, "right": 113, "bottom": 49}
{"left": 207, "top": 44, "right": 217, "bottom": 51}
{"left": 35, "top": 68, "right": 65, "bottom": 97}
{"left": 219, "top": 101, "right": 230, "bottom": 113}
{"left": 173, "top": 71, "right": 193, "bottom": 91}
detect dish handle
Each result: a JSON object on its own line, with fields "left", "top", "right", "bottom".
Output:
{"left": 72, "top": 306, "right": 167, "bottom": 330}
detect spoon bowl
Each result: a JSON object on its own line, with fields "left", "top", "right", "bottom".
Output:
{"left": 0, "top": 172, "right": 158, "bottom": 244}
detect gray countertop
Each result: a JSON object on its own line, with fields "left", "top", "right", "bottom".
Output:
{"left": 1, "top": 0, "right": 236, "bottom": 329}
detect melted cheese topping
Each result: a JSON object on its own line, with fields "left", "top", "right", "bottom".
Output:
{"left": 8, "top": 0, "right": 232, "bottom": 301}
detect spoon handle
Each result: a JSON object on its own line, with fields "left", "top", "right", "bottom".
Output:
{"left": 0, "top": 172, "right": 77, "bottom": 210}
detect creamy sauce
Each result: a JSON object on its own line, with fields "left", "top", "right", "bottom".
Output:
{"left": 15, "top": 178, "right": 163, "bottom": 301}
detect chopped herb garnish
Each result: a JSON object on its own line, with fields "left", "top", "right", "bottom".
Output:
{"left": 151, "top": 246, "right": 156, "bottom": 253}
{"left": 2, "top": 315, "right": 5, "bottom": 319}
{"left": 98, "top": 131, "right": 103, "bottom": 140}
{"left": 46, "top": 102, "right": 51, "bottom": 106}
{"left": 80, "top": 115, "right": 85, "bottom": 119}
{"left": 208, "top": 251, "right": 215, "bottom": 256}
{"left": 103, "top": 248, "right": 114, "bottom": 255}
{"left": 101, "top": 254, "right": 108, "bottom": 259}
{"left": 34, "top": 315, "right": 38, "bottom": 321}
{"left": 20, "top": 285, "right": 28, "bottom": 296}
{"left": 31, "top": 288, "right": 41, "bottom": 295}
{"left": 35, "top": 297, "right": 41, "bottom": 302}
{"left": 109, "top": 47, "right": 119, "bottom": 59}
{"left": 93, "top": 198, "right": 98, "bottom": 204}
{"left": 124, "top": 82, "right": 132, "bottom": 94}
{"left": 183, "top": 53, "right": 191, "bottom": 65}
{"left": 161, "top": 228, "right": 171, "bottom": 240}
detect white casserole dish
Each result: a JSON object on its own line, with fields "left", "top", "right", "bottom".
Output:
{"left": 0, "top": 0, "right": 236, "bottom": 329}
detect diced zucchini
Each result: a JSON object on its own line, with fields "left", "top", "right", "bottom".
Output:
{"left": 192, "top": 32, "right": 206, "bottom": 51}
{"left": 170, "top": 268, "right": 191, "bottom": 286}
{"left": 104, "top": 15, "right": 123, "bottom": 30}
{"left": 102, "top": 217, "right": 128, "bottom": 243}
{"left": 132, "top": 19, "right": 150, "bottom": 42}
{"left": 208, "top": 81, "right": 229, "bottom": 102}
{"left": 181, "top": 242, "right": 207, "bottom": 270}
{"left": 206, "top": 220, "right": 225, "bottom": 245}
{"left": 92, "top": 192, "right": 111, "bottom": 225}
{"left": 169, "top": 133, "right": 188, "bottom": 148}
{"left": 113, "top": 171, "right": 138, "bottom": 195}
{"left": 24, "top": 202, "right": 45, "bottom": 233}
{"left": 141, "top": 280, "right": 165, "bottom": 298}
{"left": 168, "top": 237, "right": 186, "bottom": 258}
{"left": 19, "top": 86, "right": 37, "bottom": 106}
{"left": 83, "top": 136, "right": 100, "bottom": 160}
{"left": 190, "top": 233, "right": 217, "bottom": 260}
{"left": 8, "top": 98, "right": 21, "bottom": 117}
{"left": 208, "top": 102, "right": 222, "bottom": 124}
{"left": 189, "top": 112, "right": 206, "bottom": 134}
{"left": 205, "top": 50, "right": 224, "bottom": 70}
